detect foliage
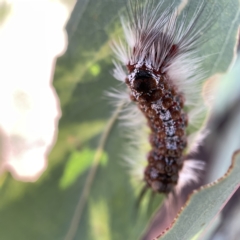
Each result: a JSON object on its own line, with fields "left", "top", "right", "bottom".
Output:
{"left": 0, "top": 0, "right": 240, "bottom": 240}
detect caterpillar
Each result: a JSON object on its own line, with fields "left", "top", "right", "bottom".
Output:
{"left": 110, "top": 0, "right": 217, "bottom": 194}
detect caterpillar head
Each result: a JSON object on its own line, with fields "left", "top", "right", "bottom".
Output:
{"left": 126, "top": 68, "right": 161, "bottom": 102}
{"left": 133, "top": 70, "right": 157, "bottom": 92}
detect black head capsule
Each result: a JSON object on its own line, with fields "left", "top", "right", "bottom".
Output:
{"left": 132, "top": 70, "right": 157, "bottom": 93}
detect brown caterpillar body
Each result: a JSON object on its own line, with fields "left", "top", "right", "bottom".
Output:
{"left": 126, "top": 61, "right": 187, "bottom": 193}
{"left": 111, "top": 0, "right": 218, "bottom": 195}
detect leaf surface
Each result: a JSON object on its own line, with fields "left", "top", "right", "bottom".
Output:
{"left": 159, "top": 151, "right": 240, "bottom": 240}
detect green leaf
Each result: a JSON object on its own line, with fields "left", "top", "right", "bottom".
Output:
{"left": 59, "top": 148, "right": 108, "bottom": 189}
{"left": 159, "top": 151, "right": 240, "bottom": 240}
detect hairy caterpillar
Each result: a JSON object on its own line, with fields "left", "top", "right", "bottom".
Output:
{"left": 110, "top": 0, "right": 217, "bottom": 194}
